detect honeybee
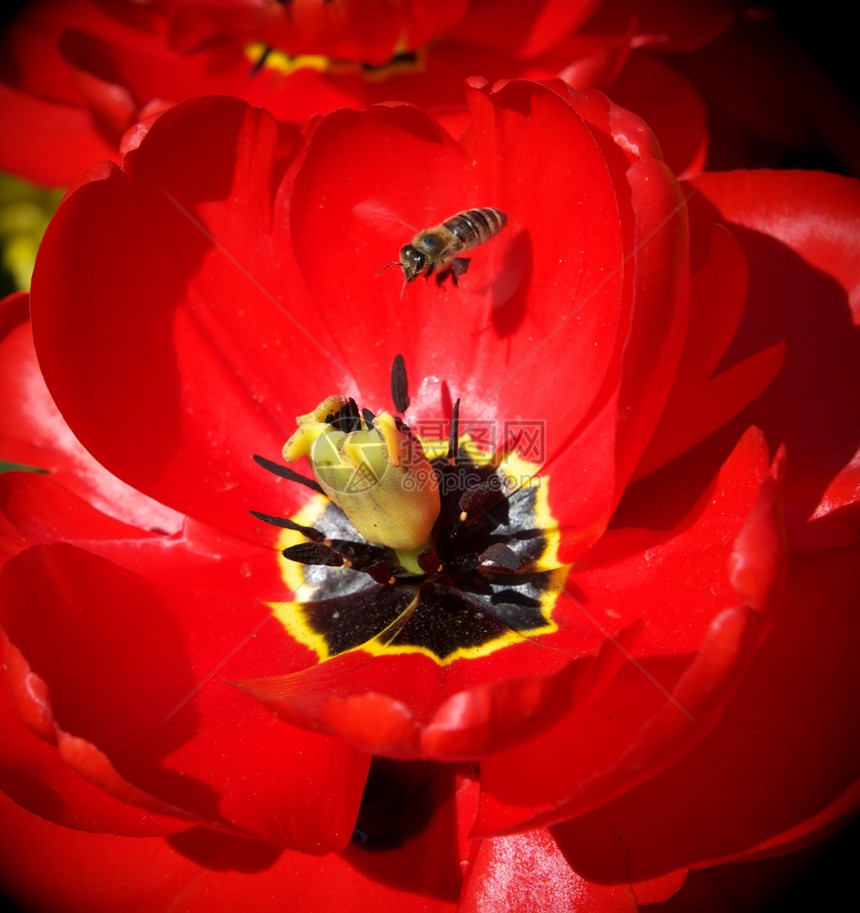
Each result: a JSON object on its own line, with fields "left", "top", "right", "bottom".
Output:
{"left": 380, "top": 207, "right": 507, "bottom": 296}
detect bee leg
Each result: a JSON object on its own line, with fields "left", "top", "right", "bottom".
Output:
{"left": 435, "top": 258, "right": 471, "bottom": 289}
{"left": 450, "top": 258, "right": 471, "bottom": 284}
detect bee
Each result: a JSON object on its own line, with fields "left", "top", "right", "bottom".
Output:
{"left": 379, "top": 207, "right": 507, "bottom": 296}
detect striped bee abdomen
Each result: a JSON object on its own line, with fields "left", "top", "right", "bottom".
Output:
{"left": 443, "top": 208, "right": 507, "bottom": 250}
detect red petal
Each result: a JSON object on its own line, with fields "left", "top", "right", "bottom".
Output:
{"left": 460, "top": 828, "right": 638, "bottom": 913}
{"left": 447, "top": 0, "right": 600, "bottom": 59}
{"left": 548, "top": 541, "right": 860, "bottom": 883}
{"left": 0, "top": 789, "right": 464, "bottom": 913}
{"left": 0, "top": 297, "right": 185, "bottom": 534}
{"left": 0, "top": 643, "right": 189, "bottom": 836}
{"left": 0, "top": 0, "right": 159, "bottom": 184}
{"left": 0, "top": 471, "right": 285, "bottom": 601}
{"left": 692, "top": 778, "right": 860, "bottom": 873}
{"left": 0, "top": 80, "right": 119, "bottom": 186}
{"left": 58, "top": 28, "right": 139, "bottom": 136}
{"left": 238, "top": 626, "right": 635, "bottom": 761}
{"left": 634, "top": 225, "right": 784, "bottom": 478}
{"left": 475, "top": 426, "right": 785, "bottom": 832}
{"left": 29, "top": 96, "right": 342, "bottom": 538}
{"left": 468, "top": 80, "right": 687, "bottom": 496}
{"left": 586, "top": 0, "right": 736, "bottom": 53}
{"left": 0, "top": 544, "right": 368, "bottom": 851}
{"left": 290, "top": 81, "right": 650, "bottom": 432}
{"left": 610, "top": 51, "right": 709, "bottom": 179}
{"left": 472, "top": 82, "right": 690, "bottom": 556}
{"left": 688, "top": 170, "right": 860, "bottom": 548}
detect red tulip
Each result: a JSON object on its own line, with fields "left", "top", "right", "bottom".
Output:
{"left": 1, "top": 84, "right": 858, "bottom": 910}
{"left": 0, "top": 0, "right": 739, "bottom": 185}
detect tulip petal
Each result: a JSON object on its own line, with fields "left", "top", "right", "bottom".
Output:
{"left": 547, "top": 540, "right": 860, "bottom": 883}
{"left": 238, "top": 622, "right": 637, "bottom": 760}
{"left": 0, "top": 81, "right": 119, "bottom": 186}
{"left": 688, "top": 170, "right": 860, "bottom": 548}
{"left": 468, "top": 81, "right": 690, "bottom": 554}
{"left": 0, "top": 544, "right": 368, "bottom": 851}
{"left": 0, "top": 296, "right": 186, "bottom": 533}
{"left": 0, "top": 471, "right": 286, "bottom": 601}
{"left": 30, "top": 96, "right": 347, "bottom": 539}
{"left": 609, "top": 51, "right": 709, "bottom": 179}
{"left": 475, "top": 425, "right": 785, "bottom": 832}
{"left": 585, "top": 0, "right": 736, "bottom": 53}
{"left": 634, "top": 225, "right": 785, "bottom": 478}
{"left": 0, "top": 789, "right": 464, "bottom": 913}
{"left": 0, "top": 638, "right": 190, "bottom": 837}
{"left": 459, "top": 827, "right": 638, "bottom": 913}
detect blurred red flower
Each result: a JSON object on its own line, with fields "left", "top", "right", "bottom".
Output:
{"left": 1, "top": 84, "right": 858, "bottom": 910}
{"left": 0, "top": 0, "right": 741, "bottom": 185}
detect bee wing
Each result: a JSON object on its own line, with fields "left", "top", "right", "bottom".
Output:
{"left": 352, "top": 200, "right": 414, "bottom": 236}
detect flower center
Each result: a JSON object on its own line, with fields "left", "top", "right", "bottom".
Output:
{"left": 246, "top": 42, "right": 424, "bottom": 81}
{"left": 253, "top": 366, "right": 567, "bottom": 664}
